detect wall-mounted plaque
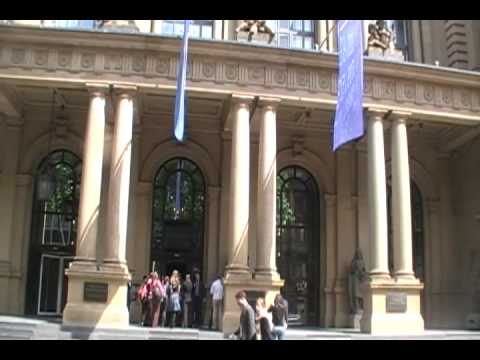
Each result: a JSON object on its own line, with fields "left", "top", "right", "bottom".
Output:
{"left": 84, "top": 282, "right": 108, "bottom": 303}
{"left": 386, "top": 292, "right": 407, "bottom": 313}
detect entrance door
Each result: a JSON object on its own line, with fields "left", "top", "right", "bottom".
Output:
{"left": 151, "top": 158, "right": 206, "bottom": 279}
{"left": 25, "top": 150, "right": 81, "bottom": 316}
{"left": 37, "top": 254, "right": 73, "bottom": 316}
{"left": 277, "top": 166, "right": 320, "bottom": 326}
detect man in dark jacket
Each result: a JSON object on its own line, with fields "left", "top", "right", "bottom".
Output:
{"left": 233, "top": 291, "right": 256, "bottom": 340}
{"left": 192, "top": 268, "right": 204, "bottom": 327}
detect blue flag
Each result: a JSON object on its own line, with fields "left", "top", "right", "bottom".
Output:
{"left": 333, "top": 20, "right": 364, "bottom": 152}
{"left": 174, "top": 20, "right": 190, "bottom": 142}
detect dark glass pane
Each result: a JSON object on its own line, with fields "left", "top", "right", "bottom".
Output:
{"left": 39, "top": 256, "right": 60, "bottom": 313}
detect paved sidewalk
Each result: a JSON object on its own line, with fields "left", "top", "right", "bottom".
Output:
{"left": 1, "top": 315, "right": 480, "bottom": 340}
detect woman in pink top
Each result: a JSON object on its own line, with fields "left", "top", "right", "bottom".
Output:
{"left": 149, "top": 272, "right": 165, "bottom": 327}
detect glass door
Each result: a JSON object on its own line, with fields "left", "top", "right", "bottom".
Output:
{"left": 37, "top": 254, "right": 73, "bottom": 316}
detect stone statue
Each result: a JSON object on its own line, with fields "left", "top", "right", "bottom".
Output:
{"left": 367, "top": 20, "right": 392, "bottom": 52}
{"left": 348, "top": 248, "right": 367, "bottom": 314}
{"left": 235, "top": 20, "right": 275, "bottom": 44}
{"left": 97, "top": 20, "right": 139, "bottom": 32}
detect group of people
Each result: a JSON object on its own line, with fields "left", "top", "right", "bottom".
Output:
{"left": 230, "top": 291, "right": 289, "bottom": 340}
{"left": 137, "top": 268, "right": 224, "bottom": 330}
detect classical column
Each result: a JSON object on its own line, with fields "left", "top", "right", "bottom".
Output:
{"left": 255, "top": 98, "right": 281, "bottom": 280}
{"left": 390, "top": 112, "right": 415, "bottom": 280}
{"left": 104, "top": 86, "right": 136, "bottom": 267}
{"left": 360, "top": 109, "right": 424, "bottom": 335}
{"left": 74, "top": 84, "right": 108, "bottom": 263}
{"left": 367, "top": 109, "right": 390, "bottom": 278}
{"left": 225, "top": 95, "right": 253, "bottom": 277}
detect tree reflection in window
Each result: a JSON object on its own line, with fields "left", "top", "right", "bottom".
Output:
{"left": 34, "top": 150, "right": 81, "bottom": 249}
{"left": 152, "top": 158, "right": 205, "bottom": 251}
{"left": 276, "top": 166, "right": 320, "bottom": 325}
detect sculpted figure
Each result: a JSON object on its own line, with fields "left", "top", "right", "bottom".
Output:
{"left": 348, "top": 248, "right": 367, "bottom": 314}
{"left": 236, "top": 20, "right": 275, "bottom": 44}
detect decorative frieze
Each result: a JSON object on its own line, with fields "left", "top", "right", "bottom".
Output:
{"left": 0, "top": 41, "right": 479, "bottom": 117}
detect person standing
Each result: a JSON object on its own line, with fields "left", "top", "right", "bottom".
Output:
{"left": 209, "top": 275, "right": 224, "bottom": 331}
{"left": 150, "top": 272, "right": 165, "bottom": 327}
{"left": 137, "top": 275, "right": 149, "bottom": 326}
{"left": 191, "top": 268, "right": 204, "bottom": 328}
{"left": 268, "top": 294, "right": 288, "bottom": 340}
{"left": 166, "top": 272, "right": 182, "bottom": 328}
{"left": 256, "top": 298, "right": 273, "bottom": 340}
{"left": 232, "top": 291, "right": 256, "bottom": 340}
{"left": 160, "top": 275, "right": 170, "bottom": 326}
{"left": 182, "top": 273, "right": 193, "bottom": 328}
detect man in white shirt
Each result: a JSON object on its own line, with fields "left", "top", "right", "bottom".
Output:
{"left": 210, "top": 275, "right": 224, "bottom": 331}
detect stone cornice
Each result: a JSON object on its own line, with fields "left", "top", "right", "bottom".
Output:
{"left": 1, "top": 25, "right": 480, "bottom": 124}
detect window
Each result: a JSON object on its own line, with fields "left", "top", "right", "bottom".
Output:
{"left": 277, "top": 166, "right": 320, "bottom": 325}
{"left": 266, "top": 20, "right": 315, "bottom": 50}
{"left": 161, "top": 20, "right": 214, "bottom": 39}
{"left": 42, "top": 20, "right": 96, "bottom": 30}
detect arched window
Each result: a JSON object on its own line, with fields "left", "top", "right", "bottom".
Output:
{"left": 387, "top": 180, "right": 425, "bottom": 280}
{"left": 277, "top": 166, "right": 320, "bottom": 325}
{"left": 151, "top": 158, "right": 205, "bottom": 276}
{"left": 26, "top": 150, "right": 81, "bottom": 316}
{"left": 160, "top": 20, "right": 214, "bottom": 39}
{"left": 32, "top": 150, "right": 81, "bottom": 250}
{"left": 266, "top": 20, "right": 315, "bottom": 49}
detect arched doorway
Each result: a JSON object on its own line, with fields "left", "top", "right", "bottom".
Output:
{"left": 151, "top": 158, "right": 206, "bottom": 279}
{"left": 25, "top": 150, "right": 81, "bottom": 316}
{"left": 387, "top": 180, "right": 425, "bottom": 312}
{"left": 276, "top": 166, "right": 320, "bottom": 326}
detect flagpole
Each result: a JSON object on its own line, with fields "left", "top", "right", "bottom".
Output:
{"left": 318, "top": 22, "right": 337, "bottom": 50}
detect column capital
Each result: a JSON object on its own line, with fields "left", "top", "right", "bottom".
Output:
{"left": 86, "top": 83, "right": 110, "bottom": 97}
{"left": 388, "top": 111, "right": 412, "bottom": 123}
{"left": 366, "top": 107, "right": 389, "bottom": 119}
{"left": 258, "top": 97, "right": 281, "bottom": 111}
{"left": 113, "top": 84, "right": 137, "bottom": 99}
{"left": 231, "top": 94, "right": 254, "bottom": 109}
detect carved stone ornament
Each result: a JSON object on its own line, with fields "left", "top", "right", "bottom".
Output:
{"left": 366, "top": 20, "right": 404, "bottom": 61}
{"left": 235, "top": 20, "right": 275, "bottom": 44}
{"left": 97, "top": 20, "right": 139, "bottom": 33}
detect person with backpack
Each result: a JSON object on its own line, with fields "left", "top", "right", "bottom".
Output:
{"left": 148, "top": 272, "right": 165, "bottom": 327}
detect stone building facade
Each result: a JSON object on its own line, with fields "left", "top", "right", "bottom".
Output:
{"left": 0, "top": 20, "right": 480, "bottom": 334}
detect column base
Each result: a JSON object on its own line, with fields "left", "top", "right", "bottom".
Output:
{"left": 253, "top": 269, "right": 281, "bottom": 282}
{"left": 360, "top": 276, "right": 424, "bottom": 335}
{"left": 62, "top": 261, "right": 131, "bottom": 329}
{"left": 222, "top": 271, "right": 284, "bottom": 335}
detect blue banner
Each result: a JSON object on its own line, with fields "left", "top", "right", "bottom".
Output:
{"left": 333, "top": 20, "right": 364, "bottom": 152}
{"left": 174, "top": 20, "right": 190, "bottom": 142}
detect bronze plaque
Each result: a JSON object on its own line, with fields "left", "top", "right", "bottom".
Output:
{"left": 84, "top": 282, "right": 108, "bottom": 303}
{"left": 386, "top": 292, "right": 407, "bottom": 313}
